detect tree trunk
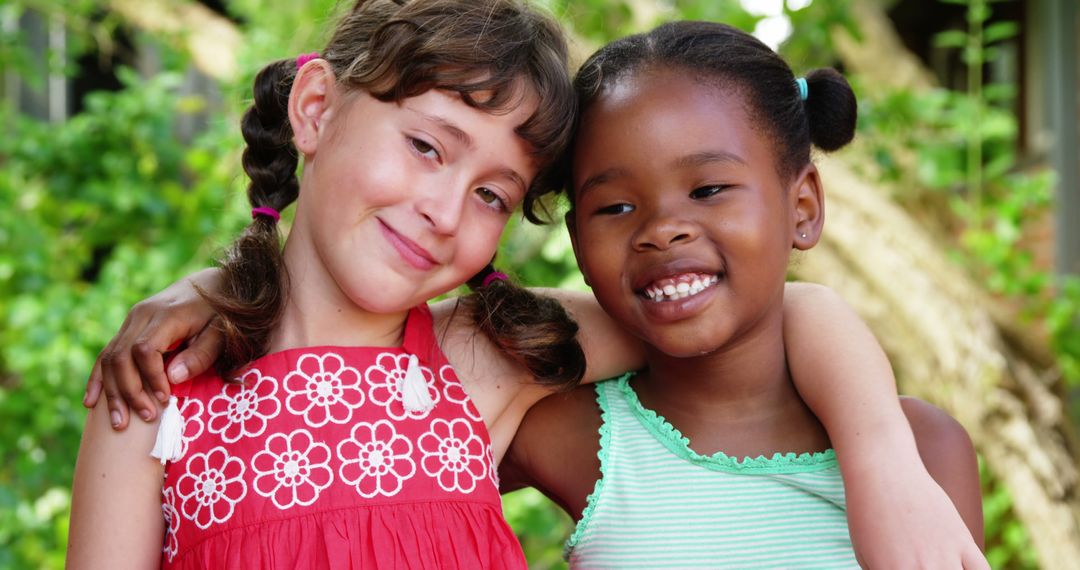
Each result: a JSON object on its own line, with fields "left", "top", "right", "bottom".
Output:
{"left": 810, "top": 3, "right": 1080, "bottom": 565}
{"left": 108, "top": 0, "right": 240, "bottom": 80}
{"left": 796, "top": 156, "right": 1080, "bottom": 568}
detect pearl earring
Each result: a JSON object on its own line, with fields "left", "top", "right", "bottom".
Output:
{"left": 800, "top": 232, "right": 807, "bottom": 239}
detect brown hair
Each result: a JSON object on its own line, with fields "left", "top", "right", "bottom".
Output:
{"left": 203, "top": 0, "right": 585, "bottom": 388}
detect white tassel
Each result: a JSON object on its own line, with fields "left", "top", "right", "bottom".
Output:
{"left": 400, "top": 354, "right": 434, "bottom": 413}
{"left": 150, "top": 396, "right": 184, "bottom": 465}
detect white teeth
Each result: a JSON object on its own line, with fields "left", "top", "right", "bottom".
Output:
{"left": 643, "top": 274, "right": 719, "bottom": 303}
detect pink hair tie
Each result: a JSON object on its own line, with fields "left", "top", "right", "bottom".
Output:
{"left": 481, "top": 271, "right": 509, "bottom": 287}
{"left": 296, "top": 52, "right": 320, "bottom": 70}
{"left": 251, "top": 206, "right": 281, "bottom": 222}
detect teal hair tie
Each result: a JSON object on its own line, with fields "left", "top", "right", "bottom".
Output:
{"left": 795, "top": 77, "right": 808, "bottom": 101}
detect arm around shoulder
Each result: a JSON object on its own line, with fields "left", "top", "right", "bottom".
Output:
{"left": 530, "top": 288, "right": 644, "bottom": 384}
{"left": 68, "top": 396, "right": 167, "bottom": 569}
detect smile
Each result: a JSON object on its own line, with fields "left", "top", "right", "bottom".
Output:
{"left": 378, "top": 219, "right": 437, "bottom": 271}
{"left": 642, "top": 272, "right": 719, "bottom": 302}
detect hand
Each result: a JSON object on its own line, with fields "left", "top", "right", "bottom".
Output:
{"left": 84, "top": 269, "right": 224, "bottom": 429}
{"left": 845, "top": 461, "right": 988, "bottom": 570}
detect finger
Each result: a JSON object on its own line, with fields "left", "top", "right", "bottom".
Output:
{"left": 132, "top": 330, "right": 175, "bottom": 404}
{"left": 101, "top": 371, "right": 129, "bottom": 431}
{"left": 168, "top": 322, "right": 224, "bottom": 384}
{"left": 84, "top": 359, "right": 104, "bottom": 408}
{"left": 102, "top": 343, "right": 157, "bottom": 425}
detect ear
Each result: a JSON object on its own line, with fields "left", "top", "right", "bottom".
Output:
{"left": 288, "top": 60, "right": 337, "bottom": 157}
{"left": 789, "top": 163, "right": 824, "bottom": 251}
{"left": 564, "top": 209, "right": 591, "bottom": 287}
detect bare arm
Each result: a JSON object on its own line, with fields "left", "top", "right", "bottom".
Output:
{"left": 68, "top": 397, "right": 166, "bottom": 568}
{"left": 530, "top": 288, "right": 644, "bottom": 384}
{"left": 783, "top": 282, "right": 987, "bottom": 569}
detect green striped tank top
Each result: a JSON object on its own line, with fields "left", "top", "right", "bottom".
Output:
{"left": 565, "top": 374, "right": 858, "bottom": 569}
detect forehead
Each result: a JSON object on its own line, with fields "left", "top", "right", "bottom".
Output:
{"left": 572, "top": 69, "right": 763, "bottom": 178}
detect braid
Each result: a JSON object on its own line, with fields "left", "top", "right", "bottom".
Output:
{"left": 461, "top": 263, "right": 585, "bottom": 390}
{"left": 199, "top": 59, "right": 300, "bottom": 378}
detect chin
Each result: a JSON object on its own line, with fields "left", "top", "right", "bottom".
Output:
{"left": 639, "top": 333, "right": 720, "bottom": 359}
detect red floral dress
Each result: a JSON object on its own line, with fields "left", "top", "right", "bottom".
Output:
{"left": 160, "top": 305, "right": 525, "bottom": 569}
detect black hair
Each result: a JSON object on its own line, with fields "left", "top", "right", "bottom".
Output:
{"left": 570, "top": 20, "right": 857, "bottom": 193}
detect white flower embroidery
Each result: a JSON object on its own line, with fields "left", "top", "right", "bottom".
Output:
{"left": 337, "top": 420, "right": 416, "bottom": 498}
{"left": 251, "top": 429, "right": 333, "bottom": 509}
{"left": 177, "top": 398, "right": 205, "bottom": 460}
{"left": 176, "top": 446, "right": 247, "bottom": 529}
{"left": 367, "top": 353, "right": 440, "bottom": 420}
{"left": 284, "top": 353, "right": 365, "bottom": 427}
{"left": 418, "top": 418, "right": 487, "bottom": 493}
{"left": 206, "top": 369, "right": 280, "bottom": 443}
{"left": 440, "top": 365, "right": 482, "bottom": 422}
{"left": 486, "top": 444, "right": 499, "bottom": 488}
{"left": 161, "top": 487, "right": 180, "bottom": 562}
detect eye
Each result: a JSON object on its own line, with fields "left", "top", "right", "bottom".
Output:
{"left": 690, "top": 185, "right": 729, "bottom": 199}
{"left": 475, "top": 186, "right": 509, "bottom": 212}
{"left": 594, "top": 203, "right": 634, "bottom": 216}
{"left": 408, "top": 136, "right": 440, "bottom": 161}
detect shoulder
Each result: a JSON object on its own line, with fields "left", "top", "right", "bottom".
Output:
{"left": 901, "top": 396, "right": 976, "bottom": 460}
{"left": 900, "top": 396, "right": 984, "bottom": 546}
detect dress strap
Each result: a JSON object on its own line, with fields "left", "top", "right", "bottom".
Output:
{"left": 402, "top": 304, "right": 442, "bottom": 367}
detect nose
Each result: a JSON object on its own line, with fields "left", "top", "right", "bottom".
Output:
{"left": 416, "top": 182, "right": 468, "bottom": 236}
{"left": 633, "top": 210, "right": 700, "bottom": 252}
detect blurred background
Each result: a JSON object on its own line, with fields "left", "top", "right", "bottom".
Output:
{"left": 0, "top": 0, "right": 1077, "bottom": 567}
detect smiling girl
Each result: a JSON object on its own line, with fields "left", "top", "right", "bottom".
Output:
{"left": 502, "top": 20, "right": 987, "bottom": 568}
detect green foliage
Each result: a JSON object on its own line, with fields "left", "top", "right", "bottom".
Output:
{"left": 981, "top": 457, "right": 1038, "bottom": 569}
{"left": 0, "top": 56, "right": 246, "bottom": 570}
{"left": 503, "top": 489, "right": 575, "bottom": 570}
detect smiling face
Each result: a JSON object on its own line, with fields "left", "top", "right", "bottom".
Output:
{"left": 569, "top": 68, "right": 809, "bottom": 358}
{"left": 290, "top": 72, "right": 540, "bottom": 315}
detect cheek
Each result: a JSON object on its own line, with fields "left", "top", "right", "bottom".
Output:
{"left": 455, "top": 218, "right": 505, "bottom": 272}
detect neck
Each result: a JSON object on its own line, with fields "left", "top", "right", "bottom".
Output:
{"left": 268, "top": 233, "right": 409, "bottom": 352}
{"left": 637, "top": 304, "right": 798, "bottom": 422}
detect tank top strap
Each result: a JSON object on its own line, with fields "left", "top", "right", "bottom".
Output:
{"left": 402, "top": 304, "right": 445, "bottom": 368}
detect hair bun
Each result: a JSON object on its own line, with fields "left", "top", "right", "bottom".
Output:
{"left": 804, "top": 68, "right": 857, "bottom": 152}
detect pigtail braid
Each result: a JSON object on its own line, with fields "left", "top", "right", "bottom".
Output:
{"left": 199, "top": 59, "right": 300, "bottom": 378}
{"left": 461, "top": 264, "right": 586, "bottom": 391}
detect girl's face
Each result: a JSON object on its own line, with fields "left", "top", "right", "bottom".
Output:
{"left": 293, "top": 74, "right": 540, "bottom": 314}
{"left": 569, "top": 68, "right": 804, "bottom": 358}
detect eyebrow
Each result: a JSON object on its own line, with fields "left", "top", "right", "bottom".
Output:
{"left": 577, "top": 167, "right": 629, "bottom": 199}
{"left": 413, "top": 109, "right": 473, "bottom": 149}
{"left": 673, "top": 150, "right": 746, "bottom": 169}
{"left": 498, "top": 168, "right": 528, "bottom": 195}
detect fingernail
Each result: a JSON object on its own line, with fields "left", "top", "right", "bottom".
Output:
{"left": 139, "top": 409, "right": 152, "bottom": 422}
{"left": 111, "top": 411, "right": 122, "bottom": 427}
{"left": 169, "top": 363, "right": 189, "bottom": 383}
{"left": 155, "top": 391, "right": 167, "bottom": 402}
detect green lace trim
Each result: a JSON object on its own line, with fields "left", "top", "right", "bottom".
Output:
{"left": 563, "top": 374, "right": 623, "bottom": 558}
{"left": 617, "top": 373, "right": 838, "bottom": 474}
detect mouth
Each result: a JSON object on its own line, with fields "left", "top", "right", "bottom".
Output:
{"left": 641, "top": 272, "right": 721, "bottom": 303}
{"left": 378, "top": 219, "right": 438, "bottom": 270}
